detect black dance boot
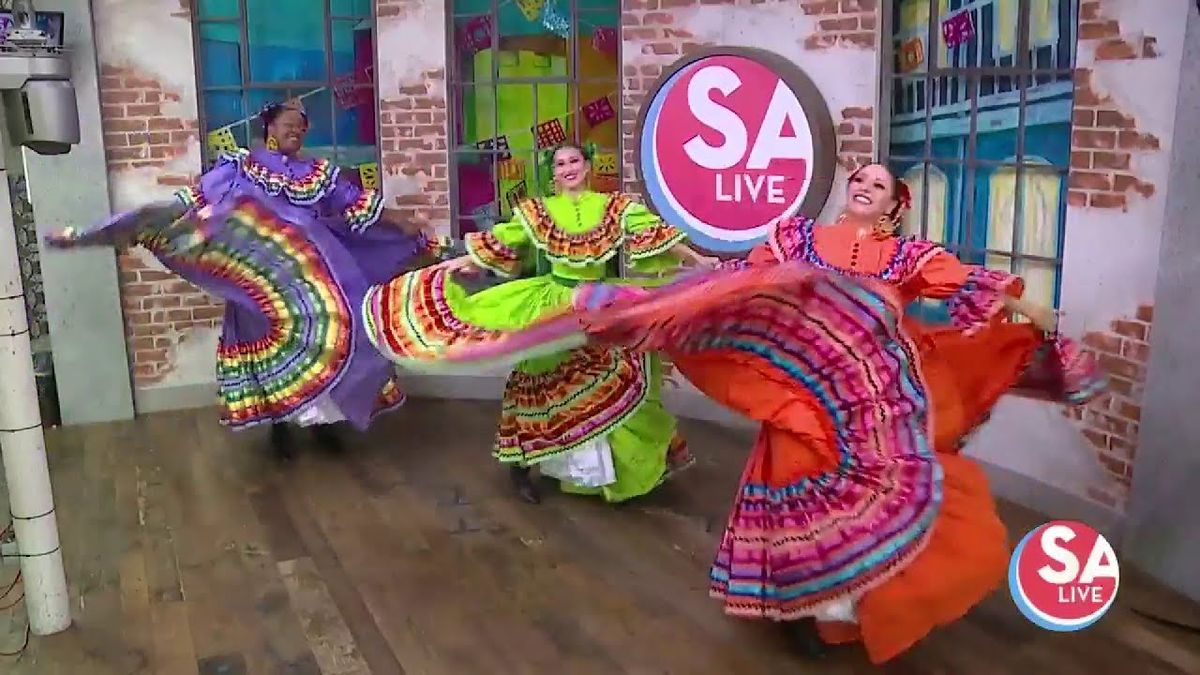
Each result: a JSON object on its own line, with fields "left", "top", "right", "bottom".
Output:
{"left": 269, "top": 423, "right": 295, "bottom": 461}
{"left": 509, "top": 465, "right": 540, "bottom": 504}
{"left": 310, "top": 424, "right": 345, "bottom": 454}
{"left": 784, "top": 618, "right": 829, "bottom": 659}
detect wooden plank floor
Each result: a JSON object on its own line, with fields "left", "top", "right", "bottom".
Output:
{"left": 2, "top": 398, "right": 1199, "bottom": 674}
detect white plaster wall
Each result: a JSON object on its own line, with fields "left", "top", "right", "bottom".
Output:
{"left": 93, "top": 0, "right": 199, "bottom": 121}
{"left": 375, "top": 0, "right": 454, "bottom": 240}
{"left": 965, "top": 0, "right": 1189, "bottom": 507}
{"left": 1059, "top": 0, "right": 1185, "bottom": 332}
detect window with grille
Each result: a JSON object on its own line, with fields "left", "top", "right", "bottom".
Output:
{"left": 191, "top": 0, "right": 379, "bottom": 182}
{"left": 446, "top": 0, "right": 621, "bottom": 236}
{"left": 884, "top": 0, "right": 1077, "bottom": 321}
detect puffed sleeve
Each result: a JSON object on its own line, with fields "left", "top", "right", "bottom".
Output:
{"left": 174, "top": 151, "right": 243, "bottom": 208}
{"left": 907, "top": 250, "right": 1025, "bottom": 334}
{"left": 324, "top": 178, "right": 386, "bottom": 234}
{"left": 621, "top": 200, "right": 688, "bottom": 275}
{"left": 463, "top": 218, "right": 530, "bottom": 278}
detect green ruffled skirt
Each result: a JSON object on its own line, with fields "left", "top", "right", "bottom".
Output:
{"left": 363, "top": 267, "right": 690, "bottom": 502}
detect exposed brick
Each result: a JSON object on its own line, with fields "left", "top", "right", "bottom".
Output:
{"left": 1068, "top": 171, "right": 1111, "bottom": 191}
{"left": 1088, "top": 192, "right": 1125, "bottom": 209}
{"left": 95, "top": 1, "right": 214, "bottom": 387}
{"left": 1091, "top": 151, "right": 1129, "bottom": 170}
{"left": 1069, "top": 1, "right": 1161, "bottom": 214}
{"left": 1095, "top": 110, "right": 1134, "bottom": 128}
{"left": 1095, "top": 38, "right": 1138, "bottom": 60}
{"left": 1079, "top": 20, "right": 1119, "bottom": 40}
{"left": 1076, "top": 305, "right": 1154, "bottom": 510}
{"left": 1072, "top": 129, "right": 1116, "bottom": 149}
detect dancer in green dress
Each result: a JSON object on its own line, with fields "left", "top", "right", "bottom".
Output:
{"left": 363, "top": 143, "right": 716, "bottom": 503}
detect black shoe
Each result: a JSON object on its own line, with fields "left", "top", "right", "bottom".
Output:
{"left": 784, "top": 618, "right": 828, "bottom": 659}
{"left": 269, "top": 423, "right": 295, "bottom": 461}
{"left": 311, "top": 424, "right": 345, "bottom": 454}
{"left": 509, "top": 465, "right": 540, "bottom": 504}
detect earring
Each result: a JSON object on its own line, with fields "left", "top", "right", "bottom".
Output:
{"left": 266, "top": 136, "right": 279, "bottom": 151}
{"left": 874, "top": 215, "right": 898, "bottom": 237}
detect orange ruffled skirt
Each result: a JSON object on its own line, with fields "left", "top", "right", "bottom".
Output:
{"left": 399, "top": 264, "right": 1104, "bottom": 664}
{"left": 908, "top": 318, "right": 1046, "bottom": 455}
{"left": 674, "top": 348, "right": 1011, "bottom": 664}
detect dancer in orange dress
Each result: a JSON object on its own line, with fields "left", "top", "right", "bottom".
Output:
{"left": 722, "top": 163, "right": 1095, "bottom": 454}
{"left": 415, "top": 163, "right": 1105, "bottom": 664}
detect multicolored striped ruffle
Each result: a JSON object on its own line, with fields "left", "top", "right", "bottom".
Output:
{"left": 220, "top": 148, "right": 340, "bottom": 206}
{"left": 515, "top": 194, "right": 629, "bottom": 267}
{"left": 945, "top": 267, "right": 1022, "bottom": 334}
{"left": 361, "top": 266, "right": 506, "bottom": 364}
{"left": 494, "top": 345, "right": 650, "bottom": 465}
{"left": 175, "top": 185, "right": 204, "bottom": 208}
{"left": 465, "top": 231, "right": 522, "bottom": 277}
{"left": 559, "top": 263, "right": 942, "bottom": 617}
{"left": 770, "top": 216, "right": 944, "bottom": 283}
{"left": 624, "top": 221, "right": 686, "bottom": 261}
{"left": 342, "top": 187, "right": 385, "bottom": 233}
{"left": 133, "top": 197, "right": 358, "bottom": 427}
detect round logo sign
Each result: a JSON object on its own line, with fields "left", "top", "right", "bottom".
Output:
{"left": 1008, "top": 520, "right": 1120, "bottom": 632}
{"left": 637, "top": 48, "right": 836, "bottom": 253}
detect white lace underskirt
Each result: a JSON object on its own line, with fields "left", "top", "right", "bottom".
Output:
{"left": 537, "top": 436, "right": 617, "bottom": 488}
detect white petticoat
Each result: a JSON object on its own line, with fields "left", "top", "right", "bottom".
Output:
{"left": 537, "top": 436, "right": 617, "bottom": 488}
{"left": 292, "top": 394, "right": 346, "bottom": 426}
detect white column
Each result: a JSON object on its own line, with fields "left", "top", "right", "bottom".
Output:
{"left": 0, "top": 138, "right": 71, "bottom": 635}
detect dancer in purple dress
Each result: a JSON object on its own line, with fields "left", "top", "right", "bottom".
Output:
{"left": 48, "top": 100, "right": 446, "bottom": 458}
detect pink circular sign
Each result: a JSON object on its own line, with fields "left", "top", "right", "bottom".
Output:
{"left": 639, "top": 50, "right": 835, "bottom": 252}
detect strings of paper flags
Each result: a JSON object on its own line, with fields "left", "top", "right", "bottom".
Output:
{"left": 458, "top": 0, "right": 617, "bottom": 57}
{"left": 460, "top": 85, "right": 619, "bottom": 204}
{"left": 897, "top": 9, "right": 978, "bottom": 73}
{"left": 206, "top": 0, "right": 620, "bottom": 189}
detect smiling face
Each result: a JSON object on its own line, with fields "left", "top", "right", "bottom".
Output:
{"left": 844, "top": 163, "right": 898, "bottom": 223}
{"left": 552, "top": 145, "right": 590, "bottom": 192}
{"left": 267, "top": 108, "right": 308, "bottom": 155}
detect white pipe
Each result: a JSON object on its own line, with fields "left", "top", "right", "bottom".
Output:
{"left": 0, "top": 139, "right": 70, "bottom": 635}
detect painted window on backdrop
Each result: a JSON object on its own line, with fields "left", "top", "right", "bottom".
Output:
{"left": 885, "top": 0, "right": 1078, "bottom": 324}
{"left": 446, "top": 0, "right": 621, "bottom": 237}
{"left": 192, "top": 0, "right": 380, "bottom": 186}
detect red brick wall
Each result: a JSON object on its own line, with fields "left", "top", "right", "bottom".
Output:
{"left": 1067, "top": 0, "right": 1161, "bottom": 211}
{"left": 1066, "top": 305, "right": 1153, "bottom": 510}
{"left": 376, "top": 0, "right": 451, "bottom": 228}
{"left": 620, "top": 0, "right": 708, "bottom": 196}
{"left": 1063, "top": 0, "right": 1164, "bottom": 510}
{"left": 802, "top": 0, "right": 877, "bottom": 50}
{"left": 620, "top": 0, "right": 879, "bottom": 194}
{"left": 97, "top": 62, "right": 212, "bottom": 386}
{"left": 836, "top": 105, "right": 874, "bottom": 171}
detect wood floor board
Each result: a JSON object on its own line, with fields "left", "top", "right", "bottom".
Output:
{"left": 1, "top": 399, "right": 1197, "bottom": 675}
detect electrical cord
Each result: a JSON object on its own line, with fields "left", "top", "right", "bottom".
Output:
{"left": 0, "top": 520, "right": 29, "bottom": 659}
